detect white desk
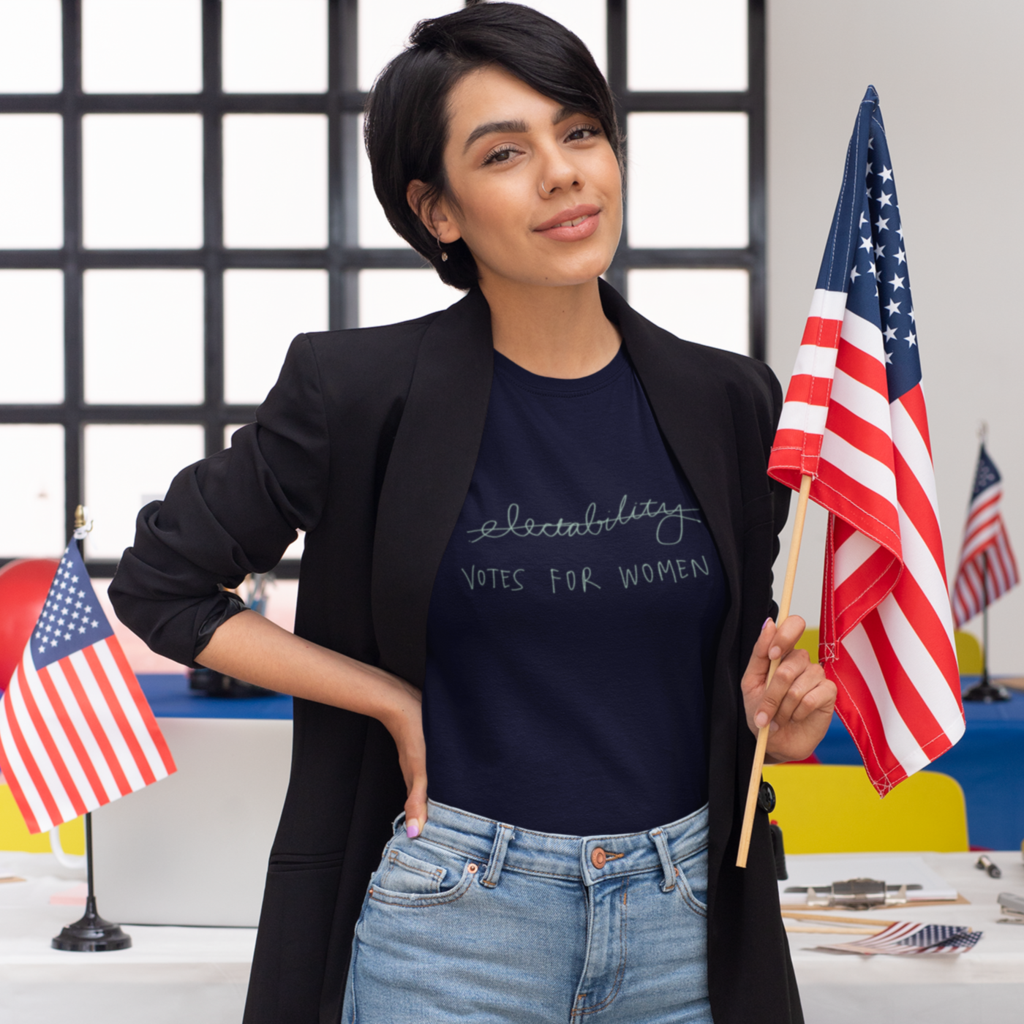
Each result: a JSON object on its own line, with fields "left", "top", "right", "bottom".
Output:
{"left": 0, "top": 852, "right": 254, "bottom": 1024}
{"left": 787, "top": 851, "right": 1024, "bottom": 1024}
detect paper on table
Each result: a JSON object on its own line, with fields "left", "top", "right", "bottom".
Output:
{"left": 780, "top": 853, "right": 958, "bottom": 903}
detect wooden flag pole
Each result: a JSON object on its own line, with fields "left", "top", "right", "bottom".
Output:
{"left": 736, "top": 473, "right": 813, "bottom": 868}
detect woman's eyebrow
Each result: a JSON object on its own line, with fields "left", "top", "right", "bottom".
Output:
{"left": 462, "top": 108, "right": 584, "bottom": 153}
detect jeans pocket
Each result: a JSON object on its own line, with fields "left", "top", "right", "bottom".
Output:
{"left": 673, "top": 847, "right": 709, "bottom": 917}
{"left": 368, "top": 837, "right": 478, "bottom": 908}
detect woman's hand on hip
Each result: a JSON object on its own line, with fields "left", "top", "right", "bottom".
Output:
{"left": 377, "top": 679, "right": 429, "bottom": 838}
{"left": 740, "top": 615, "right": 837, "bottom": 763}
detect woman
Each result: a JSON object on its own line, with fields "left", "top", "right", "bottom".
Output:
{"left": 111, "top": 5, "right": 834, "bottom": 1023}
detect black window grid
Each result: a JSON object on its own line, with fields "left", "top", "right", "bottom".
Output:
{"left": 0, "top": 0, "right": 765, "bottom": 578}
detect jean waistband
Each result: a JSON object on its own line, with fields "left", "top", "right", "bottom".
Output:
{"left": 402, "top": 799, "right": 709, "bottom": 889}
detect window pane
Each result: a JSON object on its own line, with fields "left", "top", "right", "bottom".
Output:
{"left": 224, "top": 270, "right": 328, "bottom": 405}
{"left": 628, "top": 0, "right": 747, "bottom": 92}
{"left": 358, "top": 0, "right": 462, "bottom": 91}
{"left": 84, "top": 270, "right": 203, "bottom": 405}
{"left": 359, "top": 269, "right": 461, "bottom": 328}
{"left": 222, "top": 0, "right": 327, "bottom": 93}
{"left": 0, "top": 270, "right": 63, "bottom": 403}
{"left": 518, "top": 1, "right": 606, "bottom": 74}
{"left": 83, "top": 114, "right": 203, "bottom": 249}
{"left": 82, "top": 0, "right": 201, "bottom": 93}
{"left": 628, "top": 268, "right": 749, "bottom": 356}
{"left": 84, "top": 424, "right": 204, "bottom": 559}
{"left": 627, "top": 113, "right": 748, "bottom": 249}
{"left": 223, "top": 115, "right": 328, "bottom": 249}
{"left": 0, "top": 425, "right": 64, "bottom": 558}
{"left": 0, "top": 115, "right": 62, "bottom": 248}
{"left": 0, "top": 0, "right": 62, "bottom": 92}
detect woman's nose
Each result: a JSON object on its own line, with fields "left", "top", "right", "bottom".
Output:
{"left": 537, "top": 156, "right": 584, "bottom": 197}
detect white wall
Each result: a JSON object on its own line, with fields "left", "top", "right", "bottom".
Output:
{"left": 767, "top": 0, "right": 1024, "bottom": 673}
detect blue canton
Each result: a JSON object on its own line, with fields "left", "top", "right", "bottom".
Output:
{"left": 31, "top": 539, "right": 114, "bottom": 671}
{"left": 971, "top": 445, "right": 1001, "bottom": 500}
{"left": 815, "top": 85, "right": 922, "bottom": 402}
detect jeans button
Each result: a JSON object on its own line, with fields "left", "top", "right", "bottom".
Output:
{"left": 591, "top": 847, "right": 607, "bottom": 869}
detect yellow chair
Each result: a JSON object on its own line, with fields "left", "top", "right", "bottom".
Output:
{"left": 0, "top": 783, "right": 84, "bottom": 854}
{"left": 954, "top": 630, "right": 983, "bottom": 675}
{"left": 762, "top": 764, "right": 969, "bottom": 853}
{"left": 793, "top": 626, "right": 820, "bottom": 664}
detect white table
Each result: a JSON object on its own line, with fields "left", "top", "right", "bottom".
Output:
{"left": 787, "top": 851, "right": 1024, "bottom": 1024}
{"left": 0, "top": 852, "right": 254, "bottom": 1024}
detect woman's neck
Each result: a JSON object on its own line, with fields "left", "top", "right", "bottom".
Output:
{"left": 480, "top": 276, "right": 620, "bottom": 379}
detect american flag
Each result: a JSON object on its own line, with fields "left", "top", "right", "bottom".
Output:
{"left": 0, "top": 538, "right": 175, "bottom": 834}
{"left": 951, "top": 445, "right": 1019, "bottom": 627}
{"left": 768, "top": 86, "right": 964, "bottom": 795}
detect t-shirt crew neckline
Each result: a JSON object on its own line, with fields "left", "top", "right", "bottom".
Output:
{"left": 492, "top": 346, "right": 628, "bottom": 396}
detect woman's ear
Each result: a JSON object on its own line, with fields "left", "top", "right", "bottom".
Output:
{"left": 406, "top": 180, "right": 462, "bottom": 244}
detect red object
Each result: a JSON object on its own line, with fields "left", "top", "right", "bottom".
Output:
{"left": 0, "top": 559, "right": 59, "bottom": 695}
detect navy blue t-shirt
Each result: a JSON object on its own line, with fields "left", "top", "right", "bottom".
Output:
{"left": 423, "top": 348, "right": 728, "bottom": 836}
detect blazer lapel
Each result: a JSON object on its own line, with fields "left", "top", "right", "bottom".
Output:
{"left": 371, "top": 288, "right": 494, "bottom": 685}
{"left": 598, "top": 280, "right": 744, "bottom": 605}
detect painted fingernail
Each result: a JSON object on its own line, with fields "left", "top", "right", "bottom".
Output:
{"left": 755, "top": 712, "right": 768, "bottom": 729}
{"left": 406, "top": 818, "right": 420, "bottom": 839}
{"left": 769, "top": 647, "right": 782, "bottom": 660}
{"left": 762, "top": 617, "right": 773, "bottom": 630}
{"left": 769, "top": 720, "right": 780, "bottom": 734}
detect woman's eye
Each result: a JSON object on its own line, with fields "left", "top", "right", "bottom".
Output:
{"left": 483, "top": 145, "right": 519, "bottom": 165}
{"left": 566, "top": 124, "right": 602, "bottom": 143}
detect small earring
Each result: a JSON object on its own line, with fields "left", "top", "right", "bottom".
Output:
{"left": 541, "top": 181, "right": 551, "bottom": 195}
{"left": 437, "top": 235, "right": 448, "bottom": 262}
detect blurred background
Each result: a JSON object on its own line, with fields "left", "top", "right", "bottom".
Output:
{"left": 0, "top": 0, "right": 1020, "bottom": 674}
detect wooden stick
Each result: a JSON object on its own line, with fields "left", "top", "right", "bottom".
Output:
{"left": 736, "top": 473, "right": 814, "bottom": 868}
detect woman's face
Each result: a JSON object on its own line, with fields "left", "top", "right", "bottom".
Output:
{"left": 417, "top": 66, "right": 623, "bottom": 291}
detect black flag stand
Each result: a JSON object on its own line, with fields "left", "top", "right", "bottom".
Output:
{"left": 51, "top": 812, "right": 132, "bottom": 952}
{"left": 963, "top": 550, "right": 1010, "bottom": 703}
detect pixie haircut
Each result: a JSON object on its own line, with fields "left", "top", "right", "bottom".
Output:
{"left": 364, "top": 2, "right": 621, "bottom": 291}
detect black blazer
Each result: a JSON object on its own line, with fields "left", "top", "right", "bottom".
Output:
{"left": 111, "top": 281, "right": 800, "bottom": 1024}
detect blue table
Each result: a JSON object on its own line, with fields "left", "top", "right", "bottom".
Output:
{"left": 139, "top": 673, "right": 292, "bottom": 720}
{"left": 814, "top": 679, "right": 1024, "bottom": 850}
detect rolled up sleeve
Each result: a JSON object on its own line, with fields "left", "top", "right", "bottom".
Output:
{"left": 109, "top": 334, "right": 330, "bottom": 666}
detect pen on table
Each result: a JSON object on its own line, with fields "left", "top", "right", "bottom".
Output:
{"left": 976, "top": 854, "right": 1002, "bottom": 879}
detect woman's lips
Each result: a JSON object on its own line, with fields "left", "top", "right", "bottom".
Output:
{"left": 534, "top": 204, "right": 601, "bottom": 242}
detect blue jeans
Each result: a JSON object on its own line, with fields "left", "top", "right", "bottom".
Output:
{"left": 341, "top": 799, "right": 711, "bottom": 1023}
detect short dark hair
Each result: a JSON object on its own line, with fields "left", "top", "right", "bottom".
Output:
{"left": 364, "top": 2, "right": 621, "bottom": 290}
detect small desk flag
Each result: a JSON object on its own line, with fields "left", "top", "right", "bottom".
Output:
{"left": 768, "top": 86, "right": 964, "bottom": 795}
{"left": 951, "top": 445, "right": 1018, "bottom": 627}
{"left": 0, "top": 538, "right": 175, "bottom": 833}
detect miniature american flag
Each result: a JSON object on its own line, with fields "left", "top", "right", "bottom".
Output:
{"left": 0, "top": 538, "right": 175, "bottom": 833}
{"left": 768, "top": 86, "right": 964, "bottom": 795}
{"left": 950, "top": 445, "right": 1018, "bottom": 628}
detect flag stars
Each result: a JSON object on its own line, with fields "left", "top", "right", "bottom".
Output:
{"left": 883, "top": 349, "right": 893, "bottom": 365}
{"left": 859, "top": 211, "right": 868, "bottom": 228}
{"left": 884, "top": 326, "right": 898, "bottom": 342}
{"left": 878, "top": 191, "right": 893, "bottom": 208}
{"left": 875, "top": 215, "right": 889, "bottom": 232}
{"left": 859, "top": 235, "right": 873, "bottom": 253}
{"left": 874, "top": 243, "right": 886, "bottom": 259}
{"left": 91, "top": 620, "right": 99, "bottom": 628}
{"left": 889, "top": 273, "right": 905, "bottom": 291}
{"left": 850, "top": 266, "right": 861, "bottom": 283}
{"left": 879, "top": 165, "right": 893, "bottom": 182}
{"left": 905, "top": 330, "right": 917, "bottom": 347}
{"left": 909, "top": 307, "right": 916, "bottom": 323}
{"left": 885, "top": 298, "right": 902, "bottom": 316}
{"left": 79, "top": 626, "right": 86, "bottom": 634}
{"left": 895, "top": 247, "right": 907, "bottom": 265}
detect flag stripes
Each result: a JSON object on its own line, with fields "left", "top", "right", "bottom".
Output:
{"left": 951, "top": 446, "right": 1018, "bottom": 628}
{"left": 768, "top": 87, "right": 964, "bottom": 795}
{"left": 0, "top": 537, "right": 175, "bottom": 835}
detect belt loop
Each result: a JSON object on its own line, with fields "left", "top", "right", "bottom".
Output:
{"left": 482, "top": 823, "right": 514, "bottom": 888}
{"left": 649, "top": 827, "right": 676, "bottom": 892}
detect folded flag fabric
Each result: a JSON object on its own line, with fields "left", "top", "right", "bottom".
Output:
{"left": 0, "top": 538, "right": 175, "bottom": 833}
{"left": 768, "top": 85, "right": 964, "bottom": 795}
{"left": 817, "top": 921, "right": 982, "bottom": 956}
{"left": 950, "top": 444, "right": 1019, "bottom": 628}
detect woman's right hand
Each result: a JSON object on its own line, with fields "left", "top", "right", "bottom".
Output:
{"left": 379, "top": 678, "right": 429, "bottom": 838}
